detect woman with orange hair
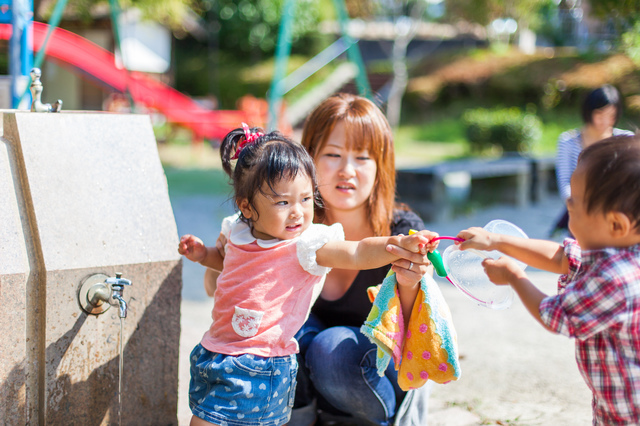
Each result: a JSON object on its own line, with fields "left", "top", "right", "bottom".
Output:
{"left": 292, "top": 93, "right": 433, "bottom": 425}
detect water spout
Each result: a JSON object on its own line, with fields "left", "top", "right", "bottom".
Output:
{"left": 112, "top": 293, "right": 128, "bottom": 318}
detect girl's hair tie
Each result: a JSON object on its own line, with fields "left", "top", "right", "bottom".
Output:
{"left": 232, "top": 123, "right": 264, "bottom": 159}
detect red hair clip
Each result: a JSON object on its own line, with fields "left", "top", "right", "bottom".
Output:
{"left": 232, "top": 123, "right": 264, "bottom": 159}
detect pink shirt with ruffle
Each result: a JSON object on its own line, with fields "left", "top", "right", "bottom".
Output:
{"left": 201, "top": 215, "right": 344, "bottom": 357}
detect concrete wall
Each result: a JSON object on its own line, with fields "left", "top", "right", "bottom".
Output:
{"left": 0, "top": 111, "right": 182, "bottom": 425}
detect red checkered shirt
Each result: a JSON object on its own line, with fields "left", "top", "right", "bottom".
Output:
{"left": 539, "top": 239, "right": 640, "bottom": 425}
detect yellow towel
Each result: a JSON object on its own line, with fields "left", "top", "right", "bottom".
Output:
{"left": 361, "top": 273, "right": 461, "bottom": 390}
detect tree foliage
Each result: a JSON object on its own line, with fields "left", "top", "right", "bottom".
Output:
{"left": 590, "top": 0, "right": 640, "bottom": 26}
{"left": 589, "top": 0, "right": 640, "bottom": 64}
{"left": 444, "top": 0, "right": 549, "bottom": 30}
{"left": 201, "top": 0, "right": 321, "bottom": 55}
{"left": 38, "top": 0, "right": 199, "bottom": 30}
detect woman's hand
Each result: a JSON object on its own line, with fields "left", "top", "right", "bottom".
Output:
{"left": 215, "top": 232, "right": 228, "bottom": 259}
{"left": 386, "top": 230, "right": 440, "bottom": 328}
{"left": 390, "top": 258, "right": 433, "bottom": 287}
{"left": 386, "top": 229, "right": 440, "bottom": 288}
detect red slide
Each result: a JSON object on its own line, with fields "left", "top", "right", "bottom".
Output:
{"left": 0, "top": 21, "right": 247, "bottom": 141}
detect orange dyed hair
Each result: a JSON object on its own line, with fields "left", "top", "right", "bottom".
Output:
{"left": 301, "top": 93, "right": 398, "bottom": 236}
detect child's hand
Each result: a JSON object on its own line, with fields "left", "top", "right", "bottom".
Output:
{"left": 456, "top": 227, "right": 496, "bottom": 252}
{"left": 178, "top": 234, "right": 207, "bottom": 263}
{"left": 481, "top": 257, "right": 526, "bottom": 286}
{"left": 407, "top": 229, "right": 440, "bottom": 254}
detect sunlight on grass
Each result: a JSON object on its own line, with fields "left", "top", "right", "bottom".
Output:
{"left": 164, "top": 167, "right": 231, "bottom": 197}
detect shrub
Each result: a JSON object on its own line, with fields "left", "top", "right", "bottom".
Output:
{"left": 462, "top": 107, "right": 543, "bottom": 154}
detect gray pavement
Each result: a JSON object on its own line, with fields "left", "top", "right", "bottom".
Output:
{"left": 173, "top": 193, "right": 594, "bottom": 425}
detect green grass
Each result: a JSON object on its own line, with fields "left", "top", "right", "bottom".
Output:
{"left": 164, "top": 167, "right": 231, "bottom": 197}
{"left": 396, "top": 103, "right": 584, "bottom": 160}
{"left": 537, "top": 109, "right": 582, "bottom": 153}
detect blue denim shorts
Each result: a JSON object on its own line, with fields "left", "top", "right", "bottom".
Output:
{"left": 189, "top": 343, "right": 298, "bottom": 426}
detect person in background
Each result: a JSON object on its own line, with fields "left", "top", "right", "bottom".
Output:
{"left": 552, "top": 85, "right": 633, "bottom": 236}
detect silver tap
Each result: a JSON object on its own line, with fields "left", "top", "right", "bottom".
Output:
{"left": 79, "top": 272, "right": 132, "bottom": 317}
{"left": 106, "top": 273, "right": 132, "bottom": 318}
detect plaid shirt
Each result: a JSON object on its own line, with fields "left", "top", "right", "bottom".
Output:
{"left": 539, "top": 239, "right": 640, "bottom": 425}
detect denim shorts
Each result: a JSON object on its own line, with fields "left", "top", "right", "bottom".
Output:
{"left": 189, "top": 343, "right": 298, "bottom": 426}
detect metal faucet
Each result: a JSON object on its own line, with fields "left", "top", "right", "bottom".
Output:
{"left": 106, "top": 273, "right": 132, "bottom": 318}
{"left": 79, "top": 272, "right": 132, "bottom": 317}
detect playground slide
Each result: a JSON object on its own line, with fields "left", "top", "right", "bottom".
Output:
{"left": 0, "top": 21, "right": 247, "bottom": 141}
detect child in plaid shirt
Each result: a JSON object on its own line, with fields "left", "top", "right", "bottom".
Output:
{"left": 456, "top": 134, "right": 640, "bottom": 425}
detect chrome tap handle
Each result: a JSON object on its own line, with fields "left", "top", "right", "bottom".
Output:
{"left": 106, "top": 272, "right": 132, "bottom": 288}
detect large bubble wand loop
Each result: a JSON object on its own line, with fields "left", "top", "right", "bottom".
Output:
{"left": 408, "top": 220, "right": 527, "bottom": 310}
{"left": 409, "top": 232, "right": 486, "bottom": 304}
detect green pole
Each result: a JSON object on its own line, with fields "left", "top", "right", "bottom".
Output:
{"left": 268, "top": 0, "right": 296, "bottom": 131}
{"left": 332, "top": 0, "right": 371, "bottom": 99}
{"left": 108, "top": 0, "right": 134, "bottom": 111}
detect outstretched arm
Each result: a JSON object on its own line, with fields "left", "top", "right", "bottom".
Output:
{"left": 317, "top": 230, "right": 439, "bottom": 325}
{"left": 456, "top": 227, "right": 569, "bottom": 274}
{"left": 482, "top": 257, "right": 552, "bottom": 331}
{"left": 316, "top": 230, "right": 438, "bottom": 271}
{"left": 178, "top": 234, "right": 224, "bottom": 271}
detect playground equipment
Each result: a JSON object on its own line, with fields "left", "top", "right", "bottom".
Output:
{"left": 267, "top": 0, "right": 371, "bottom": 129}
{"left": 0, "top": 0, "right": 249, "bottom": 142}
{"left": 0, "top": 0, "right": 33, "bottom": 109}
{"left": 0, "top": 21, "right": 248, "bottom": 141}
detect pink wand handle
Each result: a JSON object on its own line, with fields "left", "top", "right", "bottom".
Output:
{"left": 430, "top": 236, "right": 465, "bottom": 243}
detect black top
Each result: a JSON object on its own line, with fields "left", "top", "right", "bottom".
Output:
{"left": 311, "top": 209, "right": 426, "bottom": 328}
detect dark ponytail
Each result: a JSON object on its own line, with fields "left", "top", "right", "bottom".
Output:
{"left": 219, "top": 125, "right": 319, "bottom": 225}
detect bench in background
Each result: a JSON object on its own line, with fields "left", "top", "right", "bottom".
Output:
{"left": 396, "top": 156, "right": 556, "bottom": 222}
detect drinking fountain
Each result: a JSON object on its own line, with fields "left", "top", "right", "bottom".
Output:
{"left": 30, "top": 67, "right": 62, "bottom": 113}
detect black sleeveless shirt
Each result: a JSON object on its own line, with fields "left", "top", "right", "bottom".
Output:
{"left": 311, "top": 209, "right": 426, "bottom": 328}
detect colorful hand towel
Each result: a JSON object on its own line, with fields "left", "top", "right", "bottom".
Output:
{"left": 361, "top": 272, "right": 461, "bottom": 390}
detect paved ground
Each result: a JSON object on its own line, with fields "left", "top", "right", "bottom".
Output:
{"left": 173, "top": 193, "right": 594, "bottom": 425}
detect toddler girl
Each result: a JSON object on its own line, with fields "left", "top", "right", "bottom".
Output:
{"left": 178, "top": 124, "right": 437, "bottom": 426}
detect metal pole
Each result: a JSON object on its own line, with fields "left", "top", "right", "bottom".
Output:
{"left": 10, "top": 0, "right": 33, "bottom": 109}
{"left": 332, "top": 0, "right": 371, "bottom": 99}
{"left": 267, "top": 0, "right": 296, "bottom": 131}
{"left": 17, "top": 0, "right": 67, "bottom": 107}
{"left": 108, "top": 0, "right": 134, "bottom": 111}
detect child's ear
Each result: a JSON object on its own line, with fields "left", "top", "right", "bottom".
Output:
{"left": 607, "top": 211, "right": 632, "bottom": 238}
{"left": 238, "top": 199, "right": 254, "bottom": 220}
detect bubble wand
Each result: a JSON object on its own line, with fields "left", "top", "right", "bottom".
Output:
{"left": 409, "top": 220, "right": 528, "bottom": 310}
